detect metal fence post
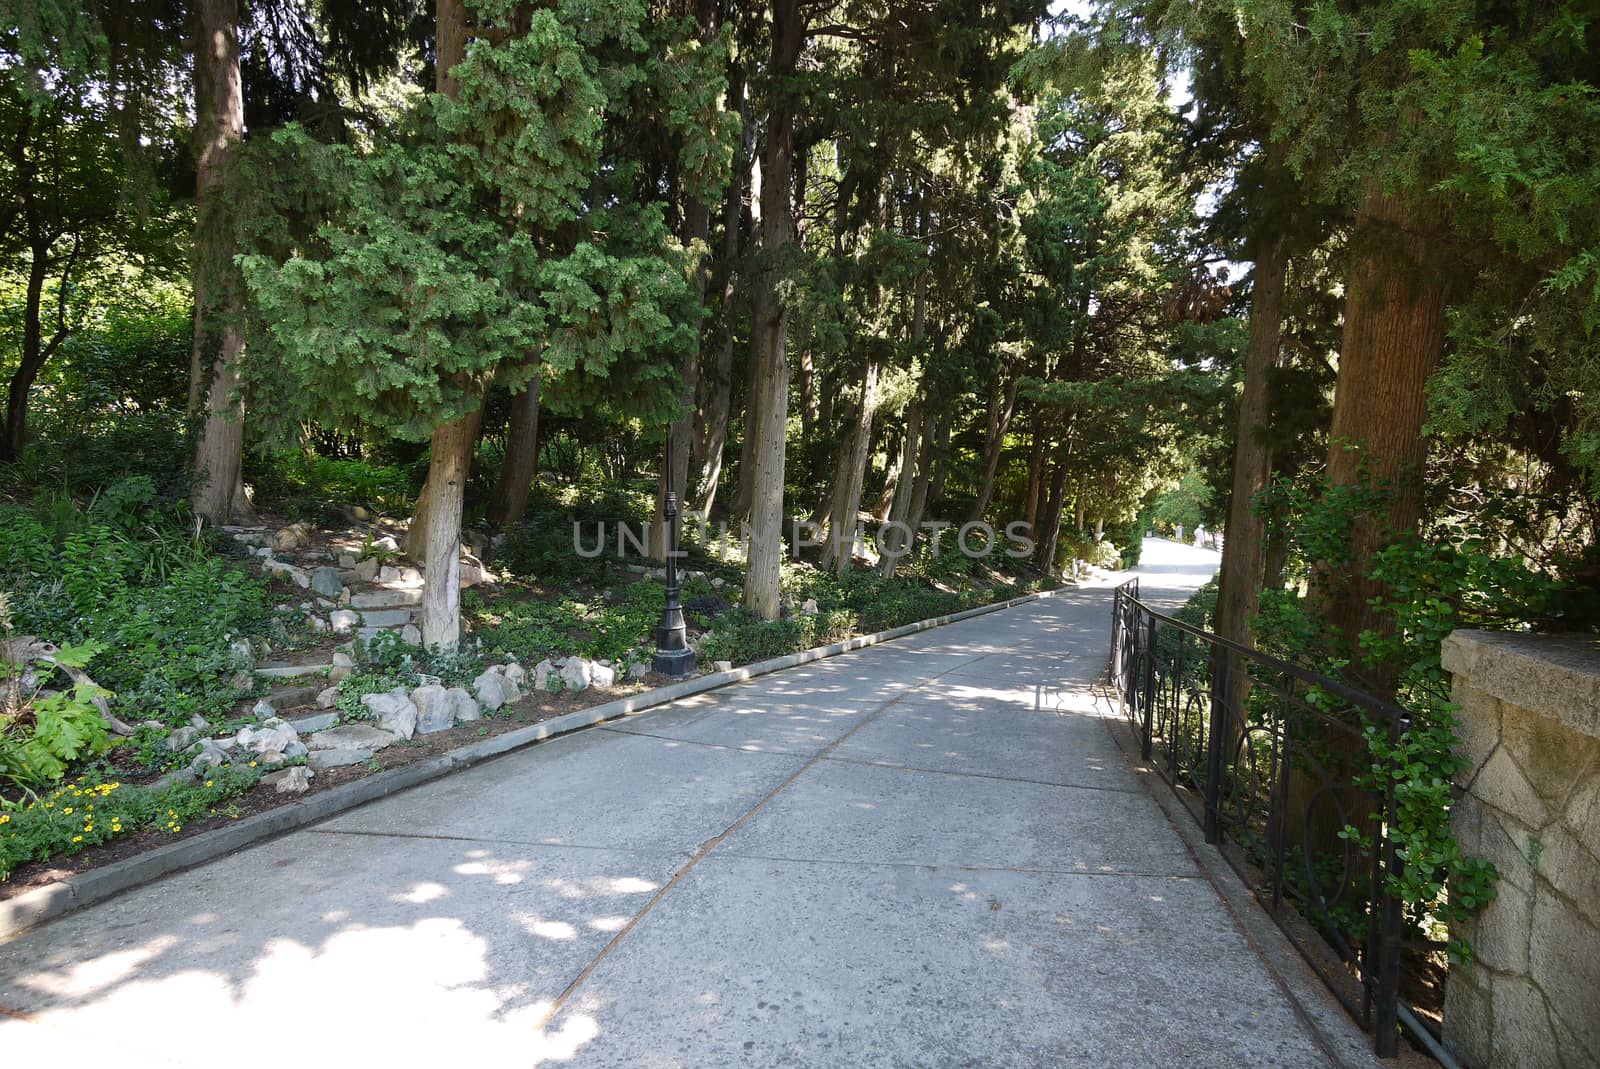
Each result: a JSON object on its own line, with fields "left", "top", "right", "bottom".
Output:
{"left": 1203, "top": 644, "right": 1228, "bottom": 845}
{"left": 1373, "top": 713, "right": 1410, "bottom": 1058}
{"left": 1139, "top": 613, "right": 1157, "bottom": 761}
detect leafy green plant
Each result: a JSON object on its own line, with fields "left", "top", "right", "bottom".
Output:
{"left": 0, "top": 614, "right": 114, "bottom": 797}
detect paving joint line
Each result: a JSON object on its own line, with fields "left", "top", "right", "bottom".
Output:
{"left": 303, "top": 827, "right": 688, "bottom": 859}
{"left": 532, "top": 651, "right": 994, "bottom": 1030}
{"left": 815, "top": 754, "right": 1144, "bottom": 794}
{"left": 698, "top": 851, "right": 1201, "bottom": 879}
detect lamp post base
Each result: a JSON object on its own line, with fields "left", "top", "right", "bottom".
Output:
{"left": 652, "top": 645, "right": 696, "bottom": 678}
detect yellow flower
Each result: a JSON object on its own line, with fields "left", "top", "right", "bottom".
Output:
{"left": 205, "top": 781, "right": 214, "bottom": 788}
{"left": 63, "top": 807, "right": 73, "bottom": 815}
{"left": 71, "top": 835, "right": 82, "bottom": 843}
{"left": 0, "top": 814, "right": 8, "bottom": 824}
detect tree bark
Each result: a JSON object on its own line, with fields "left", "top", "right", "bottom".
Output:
{"left": 1023, "top": 429, "right": 1046, "bottom": 537}
{"left": 488, "top": 369, "right": 541, "bottom": 528}
{"left": 189, "top": 0, "right": 257, "bottom": 525}
{"left": 820, "top": 359, "right": 879, "bottom": 574}
{"left": 1037, "top": 458, "right": 1071, "bottom": 573}
{"left": 414, "top": 0, "right": 472, "bottom": 649}
{"left": 742, "top": 0, "right": 802, "bottom": 621}
{"left": 694, "top": 69, "right": 752, "bottom": 522}
{"left": 1321, "top": 188, "right": 1451, "bottom": 693}
{"left": 969, "top": 366, "right": 1018, "bottom": 523}
{"left": 2, "top": 232, "right": 72, "bottom": 462}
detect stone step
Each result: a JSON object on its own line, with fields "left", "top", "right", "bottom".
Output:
{"left": 254, "top": 662, "right": 333, "bottom": 680}
{"left": 358, "top": 607, "right": 415, "bottom": 628}
{"left": 265, "top": 683, "right": 322, "bottom": 710}
{"left": 350, "top": 588, "right": 423, "bottom": 610}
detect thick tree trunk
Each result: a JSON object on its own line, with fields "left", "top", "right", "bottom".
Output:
{"left": 488, "top": 370, "right": 541, "bottom": 528}
{"left": 1321, "top": 189, "right": 1451, "bottom": 692}
{"left": 741, "top": 0, "right": 802, "bottom": 620}
{"left": 412, "top": 0, "right": 472, "bottom": 648}
{"left": 190, "top": 0, "right": 257, "bottom": 525}
{"left": 417, "top": 403, "right": 477, "bottom": 648}
{"left": 821, "top": 360, "right": 879, "bottom": 574}
{"left": 876, "top": 397, "right": 922, "bottom": 574}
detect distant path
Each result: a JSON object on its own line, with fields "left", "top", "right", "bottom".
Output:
{"left": 1, "top": 538, "right": 1364, "bottom": 1067}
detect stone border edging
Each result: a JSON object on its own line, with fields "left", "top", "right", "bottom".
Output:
{"left": 0, "top": 583, "right": 1061, "bottom": 942}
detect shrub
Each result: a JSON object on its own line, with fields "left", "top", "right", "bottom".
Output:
{"left": 0, "top": 489, "right": 267, "bottom": 731}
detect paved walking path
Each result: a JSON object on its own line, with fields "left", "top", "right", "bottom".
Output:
{"left": 1, "top": 540, "right": 1363, "bottom": 1067}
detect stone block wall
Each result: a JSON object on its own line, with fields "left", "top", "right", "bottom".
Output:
{"left": 1441, "top": 630, "right": 1600, "bottom": 1069}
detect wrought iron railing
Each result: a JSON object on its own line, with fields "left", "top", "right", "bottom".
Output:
{"left": 1109, "top": 578, "right": 1411, "bottom": 1058}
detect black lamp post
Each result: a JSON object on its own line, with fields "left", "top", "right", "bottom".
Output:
{"left": 653, "top": 437, "right": 695, "bottom": 678}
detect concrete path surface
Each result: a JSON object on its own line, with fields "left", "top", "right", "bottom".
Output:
{"left": 0, "top": 539, "right": 1365, "bottom": 1067}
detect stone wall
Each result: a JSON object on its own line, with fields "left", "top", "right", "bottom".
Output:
{"left": 1441, "top": 630, "right": 1600, "bottom": 1069}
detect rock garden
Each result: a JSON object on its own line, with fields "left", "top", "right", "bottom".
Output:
{"left": 1, "top": 477, "right": 1053, "bottom": 893}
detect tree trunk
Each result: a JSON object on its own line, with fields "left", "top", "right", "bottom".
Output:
{"left": 969, "top": 367, "right": 1018, "bottom": 523}
{"left": 1023, "top": 430, "right": 1046, "bottom": 536}
{"left": 1037, "top": 459, "right": 1071, "bottom": 573}
{"left": 417, "top": 402, "right": 477, "bottom": 648}
{"left": 413, "top": 0, "right": 472, "bottom": 649}
{"left": 488, "top": 369, "right": 541, "bottom": 528}
{"left": 651, "top": 196, "right": 713, "bottom": 558}
{"left": 821, "top": 359, "right": 879, "bottom": 574}
{"left": 728, "top": 327, "right": 763, "bottom": 523}
{"left": 742, "top": 0, "right": 802, "bottom": 621}
{"left": 1213, "top": 235, "right": 1288, "bottom": 738}
{"left": 876, "top": 397, "right": 922, "bottom": 573}
{"left": 694, "top": 69, "right": 752, "bottom": 522}
{"left": 2, "top": 239, "right": 52, "bottom": 462}
{"left": 1321, "top": 189, "right": 1451, "bottom": 692}
{"left": 189, "top": 0, "right": 257, "bottom": 525}
{"left": 903, "top": 406, "right": 938, "bottom": 540}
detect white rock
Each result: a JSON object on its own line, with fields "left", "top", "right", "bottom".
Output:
{"left": 502, "top": 662, "right": 528, "bottom": 688}
{"left": 329, "top": 609, "right": 359, "bottom": 635}
{"left": 714, "top": 660, "right": 733, "bottom": 673}
{"left": 252, "top": 699, "right": 276, "bottom": 719}
{"left": 360, "top": 688, "right": 418, "bottom": 739}
{"left": 711, "top": 577, "right": 725, "bottom": 588}
{"left": 314, "top": 685, "right": 340, "bottom": 710}
{"left": 338, "top": 552, "right": 359, "bottom": 569}
{"left": 411, "top": 684, "right": 456, "bottom": 733}
{"left": 400, "top": 624, "right": 422, "bottom": 645}
{"left": 354, "top": 558, "right": 380, "bottom": 581}
{"left": 372, "top": 535, "right": 400, "bottom": 552}
{"left": 447, "top": 687, "right": 480, "bottom": 725}
{"left": 272, "top": 524, "right": 311, "bottom": 552}
{"left": 264, "top": 558, "right": 312, "bottom": 589}
{"left": 229, "top": 636, "right": 256, "bottom": 669}
{"left": 589, "top": 662, "right": 616, "bottom": 688}
{"left": 800, "top": 598, "right": 818, "bottom": 615}
{"left": 558, "top": 657, "right": 592, "bottom": 693}
{"left": 628, "top": 662, "right": 649, "bottom": 680}
{"left": 332, "top": 650, "right": 355, "bottom": 668}
{"left": 262, "top": 766, "right": 312, "bottom": 795}
{"left": 534, "top": 659, "right": 556, "bottom": 690}
{"left": 473, "top": 670, "right": 518, "bottom": 711}
{"left": 165, "top": 725, "right": 201, "bottom": 752}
